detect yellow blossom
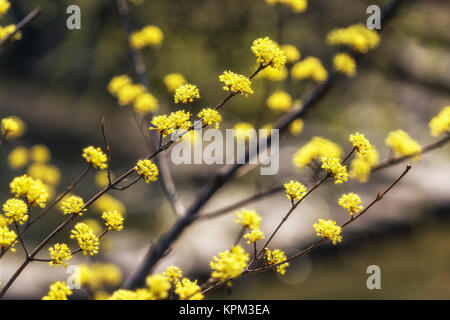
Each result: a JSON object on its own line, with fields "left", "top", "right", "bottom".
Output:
{"left": 251, "top": 37, "right": 286, "bottom": 70}
{"left": 338, "top": 193, "right": 363, "bottom": 216}
{"left": 134, "top": 159, "right": 159, "bottom": 183}
{"left": 93, "top": 194, "right": 126, "bottom": 215}
{"left": 108, "top": 74, "right": 132, "bottom": 96}
{"left": 149, "top": 114, "right": 175, "bottom": 137}
{"left": 243, "top": 229, "right": 265, "bottom": 244}
{"left": 235, "top": 209, "right": 261, "bottom": 230}
{"left": 175, "top": 278, "right": 204, "bottom": 300}
{"left": 60, "top": 195, "right": 86, "bottom": 216}
{"left": 0, "top": 0, "right": 11, "bottom": 19}
{"left": 429, "top": 106, "right": 450, "bottom": 137}
{"left": 77, "top": 263, "right": 122, "bottom": 290}
{"left": 349, "top": 132, "right": 371, "bottom": 155}
{"left": 333, "top": 53, "right": 356, "bottom": 77}
{"left": 292, "top": 57, "right": 328, "bottom": 83}
{"left": 30, "top": 144, "right": 51, "bottom": 163}
{"left": 2, "top": 198, "right": 28, "bottom": 225}
{"left": 327, "top": 23, "right": 380, "bottom": 54}
{"left": 164, "top": 73, "right": 186, "bottom": 92}
{"left": 257, "top": 66, "right": 287, "bottom": 82}
{"left": 10, "top": 175, "right": 49, "bottom": 208}
{"left": 292, "top": 137, "right": 342, "bottom": 170}
{"left": 284, "top": 180, "right": 307, "bottom": 201}
{"left": 219, "top": 70, "right": 254, "bottom": 97}
{"left": 210, "top": 245, "right": 249, "bottom": 281}
{"left": 146, "top": 274, "right": 171, "bottom": 299}
{"left": 265, "top": 0, "right": 307, "bottom": 14}
{"left": 129, "top": 25, "right": 163, "bottom": 49}
{"left": 70, "top": 223, "right": 100, "bottom": 256}
{"left": 163, "top": 266, "right": 183, "bottom": 285}
{"left": 289, "top": 119, "right": 304, "bottom": 135}
{"left": 174, "top": 83, "right": 200, "bottom": 104}
{"left": 82, "top": 146, "right": 108, "bottom": 169}
{"left": 313, "top": 219, "right": 343, "bottom": 245}
{"left": 321, "top": 157, "right": 349, "bottom": 184}
{"left": 281, "top": 44, "right": 301, "bottom": 63}
{"left": 1, "top": 116, "right": 25, "bottom": 139}
{"left": 49, "top": 243, "right": 73, "bottom": 267}
{"left": 102, "top": 210, "right": 124, "bottom": 231}
{"left": 233, "top": 122, "right": 256, "bottom": 141}
{"left": 95, "top": 170, "right": 115, "bottom": 188}
{"left": 0, "top": 226, "right": 17, "bottom": 252}
{"left": 265, "top": 248, "right": 289, "bottom": 275}
{"left": 7, "top": 147, "right": 28, "bottom": 170}
{"left": 0, "top": 25, "right": 21, "bottom": 42}
{"left": 42, "top": 281, "right": 72, "bottom": 300}
{"left": 170, "top": 110, "right": 192, "bottom": 130}
{"left": 198, "top": 108, "right": 222, "bottom": 129}
{"left": 133, "top": 92, "right": 159, "bottom": 114}
{"left": 385, "top": 130, "right": 422, "bottom": 160}
{"left": 267, "top": 90, "right": 292, "bottom": 112}
{"left": 116, "top": 83, "right": 146, "bottom": 106}
{"left": 349, "top": 145, "right": 379, "bottom": 183}
{"left": 28, "top": 163, "right": 61, "bottom": 186}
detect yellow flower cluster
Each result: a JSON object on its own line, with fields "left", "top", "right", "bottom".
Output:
{"left": 292, "top": 136, "right": 342, "bottom": 170}
{"left": 349, "top": 145, "right": 379, "bottom": 183}
{"left": 82, "top": 146, "right": 108, "bottom": 169}
{"left": 10, "top": 175, "right": 49, "bottom": 208}
{"left": 95, "top": 170, "right": 114, "bottom": 188}
{"left": 0, "top": 25, "right": 21, "bottom": 42}
{"left": 93, "top": 194, "right": 126, "bottom": 215}
{"left": 145, "top": 274, "right": 171, "bottom": 299}
{"left": 102, "top": 210, "right": 124, "bottom": 231}
{"left": 129, "top": 25, "right": 163, "bottom": 49}
{"left": 349, "top": 132, "right": 371, "bottom": 155}
{"left": 49, "top": 243, "right": 73, "bottom": 267}
{"left": 289, "top": 119, "right": 304, "bottom": 135}
{"left": 198, "top": 108, "right": 222, "bottom": 129}
{"left": 174, "top": 84, "right": 200, "bottom": 104}
{"left": 333, "top": 53, "right": 356, "bottom": 77}
{"left": 77, "top": 263, "right": 122, "bottom": 290}
{"left": 70, "top": 223, "right": 100, "bottom": 256}
{"left": 1, "top": 116, "right": 25, "bottom": 140}
{"left": 338, "top": 193, "right": 363, "bottom": 216}
{"left": 163, "top": 266, "right": 183, "bottom": 284}
{"left": 284, "top": 180, "right": 307, "bottom": 201}
{"left": 0, "top": 0, "right": 11, "bottom": 19}
{"left": 134, "top": 92, "right": 159, "bottom": 115}
{"left": 265, "top": 248, "right": 289, "bottom": 275}
{"left": 1, "top": 117, "right": 18, "bottom": 134}
{"left": 175, "top": 278, "right": 204, "bottom": 300}
{"left": 267, "top": 90, "right": 292, "bottom": 112}
{"left": 235, "top": 208, "right": 261, "bottom": 230}
{"left": 251, "top": 37, "right": 287, "bottom": 70}
{"left": 30, "top": 144, "right": 51, "bottom": 162}
{"left": 243, "top": 229, "right": 265, "bottom": 244}
{"left": 281, "top": 44, "right": 301, "bottom": 63}
{"left": 327, "top": 23, "right": 380, "bottom": 54}
{"left": 313, "top": 219, "right": 342, "bottom": 245}
{"left": 429, "top": 106, "right": 450, "bottom": 137}
{"left": 0, "top": 215, "right": 17, "bottom": 252}
{"left": 210, "top": 245, "right": 249, "bottom": 281}
{"left": 134, "top": 159, "right": 159, "bottom": 183}
{"left": 265, "top": 0, "right": 307, "bottom": 13}
{"left": 42, "top": 281, "right": 72, "bottom": 300}
{"left": 233, "top": 122, "right": 256, "bottom": 141}
{"left": 2, "top": 198, "right": 28, "bottom": 225}
{"left": 7, "top": 147, "right": 28, "bottom": 170}
{"left": 292, "top": 57, "right": 328, "bottom": 83}
{"left": 321, "top": 157, "right": 349, "bottom": 184}
{"left": 385, "top": 130, "right": 422, "bottom": 160}
{"left": 60, "top": 195, "right": 86, "bottom": 216}
{"left": 257, "top": 66, "right": 287, "bottom": 82}
{"left": 219, "top": 70, "right": 254, "bottom": 97}
{"left": 164, "top": 73, "right": 186, "bottom": 92}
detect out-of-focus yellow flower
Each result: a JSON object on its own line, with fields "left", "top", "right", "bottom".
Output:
{"left": 281, "top": 44, "right": 301, "bottom": 63}
{"left": 385, "top": 130, "right": 422, "bottom": 160}
{"left": 95, "top": 170, "right": 115, "bottom": 188}
{"left": 265, "top": 0, "right": 307, "bottom": 13}
{"left": 349, "top": 144, "right": 379, "bottom": 183}
{"left": 267, "top": 90, "right": 292, "bottom": 112}
{"left": 76, "top": 263, "right": 122, "bottom": 290}
{"left": 93, "top": 194, "right": 126, "bottom": 216}
{"left": 117, "top": 83, "right": 146, "bottom": 106}
{"left": 233, "top": 122, "right": 256, "bottom": 141}
{"left": 28, "top": 163, "right": 61, "bottom": 186}
{"left": 130, "top": 25, "right": 163, "bottom": 49}
{"left": 1, "top": 116, "right": 26, "bottom": 139}
{"left": 0, "top": 25, "right": 21, "bottom": 42}
{"left": 333, "top": 53, "right": 356, "bottom": 77}
{"left": 235, "top": 209, "right": 261, "bottom": 230}
{"left": 429, "top": 106, "right": 450, "bottom": 137}
{"left": 10, "top": 175, "right": 49, "bottom": 208}
{"left": 251, "top": 37, "right": 286, "bottom": 70}
{"left": 292, "top": 57, "right": 328, "bottom": 83}
{"left": 133, "top": 92, "right": 158, "bottom": 115}
{"left": 0, "top": 0, "right": 11, "bottom": 19}
{"left": 146, "top": 274, "right": 171, "bottom": 299}
{"left": 7, "top": 147, "right": 28, "bottom": 170}
{"left": 164, "top": 73, "right": 186, "bottom": 92}
{"left": 210, "top": 246, "right": 249, "bottom": 281}
{"left": 257, "top": 66, "right": 287, "bottom": 82}
{"left": 292, "top": 136, "right": 342, "bottom": 170}
{"left": 30, "top": 145, "right": 51, "bottom": 163}
{"left": 289, "top": 119, "right": 304, "bottom": 135}
{"left": 0, "top": 225, "right": 17, "bottom": 252}
{"left": 313, "top": 219, "right": 342, "bottom": 245}
{"left": 108, "top": 75, "right": 133, "bottom": 96}
{"left": 327, "top": 23, "right": 380, "bottom": 54}
{"left": 42, "top": 281, "right": 72, "bottom": 300}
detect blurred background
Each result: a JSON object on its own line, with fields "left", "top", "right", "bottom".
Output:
{"left": 0, "top": 0, "right": 449, "bottom": 299}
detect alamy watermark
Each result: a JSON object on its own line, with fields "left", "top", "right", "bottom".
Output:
{"left": 366, "top": 265, "right": 381, "bottom": 290}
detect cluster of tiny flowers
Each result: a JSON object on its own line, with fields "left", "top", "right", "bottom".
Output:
{"left": 258, "top": 66, "right": 287, "bottom": 81}
{"left": 292, "top": 136, "right": 342, "bottom": 170}
{"left": 82, "top": 146, "right": 108, "bottom": 169}
{"left": 42, "top": 281, "right": 72, "bottom": 300}
{"left": 129, "top": 25, "right": 163, "bottom": 49}
{"left": 349, "top": 144, "right": 379, "bottom": 183}
{"left": 102, "top": 210, "right": 124, "bottom": 231}
{"left": 0, "top": 24, "right": 21, "bottom": 42}
{"left": 163, "top": 73, "right": 186, "bottom": 92}
{"left": 321, "top": 157, "right": 349, "bottom": 184}
{"left": 251, "top": 37, "right": 287, "bottom": 70}
{"left": 70, "top": 223, "right": 100, "bottom": 256}
{"left": 327, "top": 23, "right": 380, "bottom": 54}
{"left": 134, "top": 159, "right": 159, "bottom": 183}
{"left": 429, "top": 106, "right": 450, "bottom": 137}
{"left": 2, "top": 198, "right": 28, "bottom": 225}
{"left": 267, "top": 90, "right": 292, "bottom": 112}
{"left": 333, "top": 53, "right": 356, "bottom": 77}
{"left": 265, "top": 0, "right": 307, "bottom": 13}
{"left": 243, "top": 229, "right": 265, "bottom": 244}
{"left": 1, "top": 117, "right": 18, "bottom": 134}
{"left": 197, "top": 108, "right": 222, "bottom": 129}
{"left": 292, "top": 57, "right": 328, "bottom": 83}
{"left": 210, "top": 245, "right": 249, "bottom": 281}
{"left": 338, "top": 193, "right": 363, "bottom": 217}
{"left": 0, "top": 0, "right": 11, "bottom": 19}
{"left": 281, "top": 44, "right": 301, "bottom": 63}
{"left": 235, "top": 208, "right": 261, "bottom": 230}
{"left": 385, "top": 130, "right": 422, "bottom": 160}
{"left": 174, "top": 84, "right": 200, "bottom": 104}
{"left": 313, "top": 219, "right": 342, "bottom": 245}
{"left": 49, "top": 243, "right": 73, "bottom": 267}
{"left": 175, "top": 278, "right": 204, "bottom": 300}
{"left": 349, "top": 132, "right": 371, "bottom": 155}
{"left": 0, "top": 215, "right": 17, "bottom": 252}
{"left": 233, "top": 122, "right": 256, "bottom": 140}
{"left": 289, "top": 119, "right": 304, "bottom": 135}
{"left": 145, "top": 274, "right": 171, "bottom": 299}
{"left": 1, "top": 116, "right": 25, "bottom": 139}
{"left": 284, "top": 180, "right": 307, "bottom": 201}
{"left": 76, "top": 263, "right": 122, "bottom": 290}
{"left": 265, "top": 248, "right": 289, "bottom": 275}
{"left": 163, "top": 266, "right": 183, "bottom": 284}
{"left": 60, "top": 195, "right": 86, "bottom": 215}
{"left": 10, "top": 175, "right": 49, "bottom": 208}
{"left": 219, "top": 71, "right": 254, "bottom": 97}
